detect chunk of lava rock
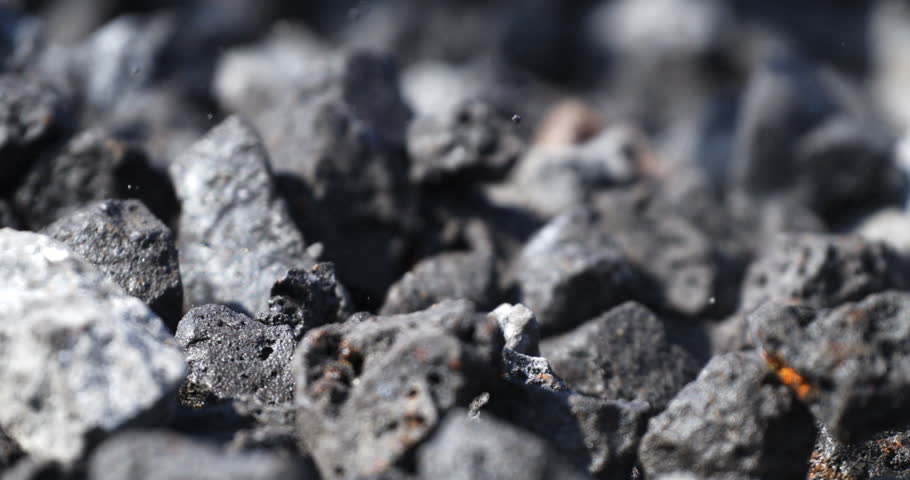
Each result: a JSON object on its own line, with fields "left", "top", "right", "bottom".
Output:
{"left": 13, "top": 128, "right": 176, "bottom": 229}
{"left": 267, "top": 263, "right": 351, "bottom": 329}
{"left": 380, "top": 250, "right": 495, "bottom": 315}
{"left": 542, "top": 302, "right": 699, "bottom": 410}
{"left": 293, "top": 300, "right": 502, "bottom": 480}
{"left": 513, "top": 207, "right": 642, "bottom": 334}
{"left": 168, "top": 116, "right": 314, "bottom": 315}
{"left": 0, "top": 229, "right": 185, "bottom": 464}
{"left": 488, "top": 303, "right": 540, "bottom": 355}
{"left": 406, "top": 99, "right": 523, "bottom": 184}
{"left": 0, "top": 74, "right": 69, "bottom": 195}
{"left": 740, "top": 233, "right": 909, "bottom": 313}
{"left": 749, "top": 293, "right": 910, "bottom": 443}
{"left": 88, "top": 430, "right": 309, "bottom": 480}
{"left": 639, "top": 352, "right": 816, "bottom": 479}
{"left": 416, "top": 410, "right": 589, "bottom": 480}
{"left": 807, "top": 423, "right": 910, "bottom": 480}
{"left": 494, "top": 384, "right": 649, "bottom": 479}
{"left": 176, "top": 304, "right": 297, "bottom": 407}
{"left": 43, "top": 199, "right": 183, "bottom": 329}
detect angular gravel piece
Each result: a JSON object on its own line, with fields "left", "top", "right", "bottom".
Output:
{"left": 43, "top": 199, "right": 183, "bottom": 329}
{"left": 169, "top": 116, "right": 315, "bottom": 315}
{"left": 541, "top": 302, "right": 699, "bottom": 410}
{"left": 740, "top": 233, "right": 909, "bottom": 313}
{"left": 496, "top": 385, "right": 650, "bottom": 479}
{"left": 406, "top": 99, "right": 523, "bottom": 184}
{"left": 416, "top": 410, "right": 589, "bottom": 480}
{"left": 749, "top": 293, "right": 910, "bottom": 443}
{"left": 513, "top": 207, "right": 642, "bottom": 334}
{"left": 293, "top": 300, "right": 502, "bottom": 480}
{"left": 380, "top": 250, "right": 496, "bottom": 315}
{"left": 88, "top": 430, "right": 310, "bottom": 480}
{"left": 13, "top": 128, "right": 176, "bottom": 229}
{"left": 488, "top": 303, "right": 541, "bottom": 355}
{"left": 176, "top": 304, "right": 298, "bottom": 407}
{"left": 638, "top": 352, "right": 816, "bottom": 480}
{"left": 267, "top": 262, "right": 351, "bottom": 330}
{"left": 0, "top": 229, "right": 186, "bottom": 464}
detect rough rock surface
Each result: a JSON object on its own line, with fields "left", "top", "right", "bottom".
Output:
{"left": 176, "top": 304, "right": 298, "bottom": 407}
{"left": 168, "top": 116, "right": 315, "bottom": 315}
{"left": 406, "top": 99, "right": 523, "bottom": 184}
{"left": 43, "top": 199, "right": 183, "bottom": 329}
{"left": 488, "top": 303, "right": 541, "bottom": 355}
{"left": 416, "top": 410, "right": 589, "bottom": 480}
{"left": 541, "top": 302, "right": 699, "bottom": 410}
{"left": 293, "top": 300, "right": 502, "bottom": 480}
{"left": 88, "top": 430, "right": 310, "bottom": 480}
{"left": 513, "top": 207, "right": 642, "bottom": 334}
{"left": 807, "top": 423, "right": 910, "bottom": 480}
{"left": 749, "top": 293, "right": 910, "bottom": 443}
{"left": 0, "top": 229, "right": 186, "bottom": 464}
{"left": 639, "top": 352, "right": 816, "bottom": 479}
{"left": 380, "top": 250, "right": 496, "bottom": 315}
{"left": 267, "top": 262, "right": 351, "bottom": 330}
{"left": 13, "top": 128, "right": 176, "bottom": 229}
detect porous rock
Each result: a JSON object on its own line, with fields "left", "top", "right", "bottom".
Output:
{"left": 176, "top": 304, "right": 297, "bottom": 407}
{"left": 43, "top": 199, "right": 183, "bottom": 329}
{"left": 749, "top": 293, "right": 910, "bottom": 443}
{"left": 293, "top": 300, "right": 502, "bottom": 480}
{"left": 0, "top": 229, "right": 185, "bottom": 464}
{"left": 541, "top": 302, "right": 699, "bottom": 410}
{"left": 638, "top": 352, "right": 816, "bottom": 479}
{"left": 168, "top": 115, "right": 315, "bottom": 315}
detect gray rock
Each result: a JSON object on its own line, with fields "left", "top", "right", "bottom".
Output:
{"left": 500, "top": 348, "right": 568, "bottom": 392}
{"left": 380, "top": 250, "right": 496, "bottom": 315}
{"left": 293, "top": 300, "right": 502, "bottom": 480}
{"left": 266, "top": 262, "right": 351, "bottom": 330}
{"left": 488, "top": 303, "right": 540, "bottom": 355}
{"left": 416, "top": 410, "right": 589, "bottom": 480}
{"left": 0, "top": 229, "right": 185, "bottom": 464}
{"left": 176, "top": 304, "right": 298, "bottom": 407}
{"left": 0, "top": 74, "right": 68, "bottom": 195}
{"left": 88, "top": 430, "right": 309, "bottom": 480}
{"left": 496, "top": 385, "right": 650, "bottom": 479}
{"left": 639, "top": 352, "right": 816, "bottom": 480}
{"left": 541, "top": 302, "right": 699, "bottom": 410}
{"left": 13, "top": 128, "right": 176, "bottom": 229}
{"left": 406, "top": 99, "right": 523, "bottom": 184}
{"left": 749, "top": 293, "right": 910, "bottom": 443}
{"left": 0, "top": 10, "right": 43, "bottom": 73}
{"left": 807, "top": 423, "right": 910, "bottom": 480}
{"left": 43, "top": 199, "right": 183, "bottom": 329}
{"left": 513, "top": 207, "right": 642, "bottom": 334}
{"left": 168, "top": 116, "right": 315, "bottom": 315}
{"left": 740, "top": 233, "right": 908, "bottom": 314}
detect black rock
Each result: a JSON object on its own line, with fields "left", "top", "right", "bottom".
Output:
{"left": 266, "top": 262, "right": 351, "bottom": 330}
{"left": 493, "top": 384, "right": 649, "bottom": 479}
{"left": 541, "top": 302, "right": 700, "bottom": 410}
{"left": 406, "top": 99, "right": 523, "bottom": 184}
{"left": 176, "top": 304, "right": 298, "bottom": 407}
{"left": 638, "top": 352, "right": 816, "bottom": 479}
{"left": 512, "top": 206, "right": 643, "bottom": 334}
{"left": 168, "top": 116, "right": 315, "bottom": 315}
{"left": 43, "top": 199, "right": 183, "bottom": 329}
{"left": 380, "top": 250, "right": 496, "bottom": 315}
{"left": 749, "top": 293, "right": 910, "bottom": 443}
{"left": 13, "top": 128, "right": 177, "bottom": 229}
{"left": 416, "top": 410, "right": 590, "bottom": 480}
{"left": 87, "top": 430, "right": 311, "bottom": 480}
{"left": 0, "top": 74, "right": 69, "bottom": 195}
{"left": 293, "top": 300, "right": 503, "bottom": 480}
{"left": 740, "top": 233, "right": 909, "bottom": 314}
{"left": 808, "top": 423, "right": 910, "bottom": 480}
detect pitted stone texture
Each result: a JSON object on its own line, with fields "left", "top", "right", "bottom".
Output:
{"left": 0, "top": 229, "right": 185, "bottom": 464}
{"left": 169, "top": 116, "right": 314, "bottom": 315}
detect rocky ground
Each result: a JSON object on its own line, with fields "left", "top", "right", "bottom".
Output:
{"left": 3, "top": 0, "right": 910, "bottom": 479}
